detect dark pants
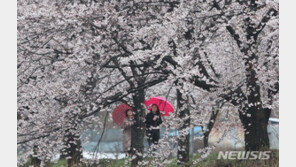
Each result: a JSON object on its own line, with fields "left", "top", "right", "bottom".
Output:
{"left": 146, "top": 129, "right": 160, "bottom": 147}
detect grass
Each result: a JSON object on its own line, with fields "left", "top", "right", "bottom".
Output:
{"left": 94, "top": 158, "right": 129, "bottom": 167}
{"left": 51, "top": 159, "right": 67, "bottom": 167}
{"left": 21, "top": 150, "right": 278, "bottom": 167}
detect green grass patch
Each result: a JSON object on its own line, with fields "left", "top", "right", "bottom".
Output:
{"left": 51, "top": 159, "right": 67, "bottom": 167}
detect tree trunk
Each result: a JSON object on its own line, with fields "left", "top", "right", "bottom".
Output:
{"left": 61, "top": 114, "right": 83, "bottom": 167}
{"left": 239, "top": 107, "right": 271, "bottom": 151}
{"left": 240, "top": 58, "right": 271, "bottom": 151}
{"left": 30, "top": 145, "right": 41, "bottom": 167}
{"left": 130, "top": 89, "right": 146, "bottom": 167}
{"left": 176, "top": 89, "right": 190, "bottom": 165}
{"left": 66, "top": 139, "right": 83, "bottom": 167}
{"left": 61, "top": 131, "right": 83, "bottom": 167}
{"left": 203, "top": 109, "right": 219, "bottom": 148}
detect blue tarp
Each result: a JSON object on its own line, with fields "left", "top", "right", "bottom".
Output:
{"left": 168, "top": 126, "right": 202, "bottom": 137}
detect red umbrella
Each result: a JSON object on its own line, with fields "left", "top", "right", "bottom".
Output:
{"left": 144, "top": 96, "right": 174, "bottom": 116}
{"left": 112, "top": 104, "right": 133, "bottom": 126}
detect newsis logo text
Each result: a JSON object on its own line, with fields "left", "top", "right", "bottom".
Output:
{"left": 217, "top": 151, "right": 272, "bottom": 160}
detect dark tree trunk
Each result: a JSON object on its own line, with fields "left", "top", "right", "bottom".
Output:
{"left": 30, "top": 157, "right": 41, "bottom": 167}
{"left": 203, "top": 108, "right": 219, "bottom": 148}
{"left": 240, "top": 108, "right": 270, "bottom": 151}
{"left": 240, "top": 56, "right": 271, "bottom": 151}
{"left": 61, "top": 114, "right": 83, "bottom": 167}
{"left": 176, "top": 89, "right": 190, "bottom": 165}
{"left": 238, "top": 71, "right": 271, "bottom": 150}
{"left": 30, "top": 145, "right": 41, "bottom": 167}
{"left": 61, "top": 132, "right": 83, "bottom": 167}
{"left": 130, "top": 89, "right": 146, "bottom": 167}
{"left": 65, "top": 138, "right": 83, "bottom": 167}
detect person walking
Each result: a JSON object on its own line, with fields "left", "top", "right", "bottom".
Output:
{"left": 122, "top": 109, "right": 135, "bottom": 156}
{"left": 145, "top": 104, "right": 163, "bottom": 148}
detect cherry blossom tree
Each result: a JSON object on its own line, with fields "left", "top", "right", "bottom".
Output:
{"left": 142, "top": 0, "right": 279, "bottom": 162}
{"left": 18, "top": 0, "right": 278, "bottom": 166}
